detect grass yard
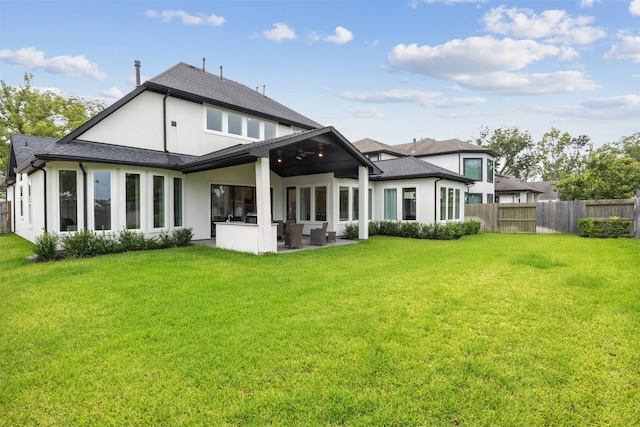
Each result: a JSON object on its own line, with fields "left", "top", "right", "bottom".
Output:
{"left": 1, "top": 232, "right": 638, "bottom": 426}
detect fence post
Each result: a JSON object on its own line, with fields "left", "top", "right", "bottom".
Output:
{"left": 636, "top": 198, "right": 640, "bottom": 238}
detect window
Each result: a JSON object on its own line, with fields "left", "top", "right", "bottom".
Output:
{"left": 59, "top": 170, "right": 77, "bottom": 231}
{"left": 300, "top": 187, "right": 310, "bottom": 221}
{"left": 210, "top": 184, "right": 256, "bottom": 222}
{"left": 94, "top": 171, "right": 111, "bottom": 230}
{"left": 315, "top": 186, "right": 326, "bottom": 221}
{"left": 487, "top": 194, "right": 494, "bottom": 204}
{"left": 264, "top": 122, "right": 276, "bottom": 140}
{"left": 339, "top": 187, "right": 349, "bottom": 221}
{"left": 286, "top": 187, "right": 296, "bottom": 220}
{"left": 27, "top": 181, "right": 32, "bottom": 227}
{"left": 440, "top": 187, "right": 461, "bottom": 221}
{"left": 206, "top": 108, "right": 222, "bottom": 132}
{"left": 126, "top": 173, "right": 141, "bottom": 229}
{"left": 19, "top": 179, "right": 23, "bottom": 217}
{"left": 368, "top": 188, "right": 373, "bottom": 220}
{"left": 463, "top": 158, "right": 482, "bottom": 181}
{"left": 228, "top": 112, "right": 242, "bottom": 136}
{"left": 487, "top": 159, "right": 494, "bottom": 183}
{"left": 247, "top": 118, "right": 260, "bottom": 139}
{"left": 153, "top": 175, "right": 165, "bottom": 228}
{"left": 466, "top": 193, "right": 483, "bottom": 204}
{"left": 384, "top": 188, "right": 397, "bottom": 220}
{"left": 402, "top": 188, "right": 416, "bottom": 220}
{"left": 352, "top": 188, "right": 359, "bottom": 221}
{"left": 174, "top": 178, "right": 183, "bottom": 227}
{"left": 368, "top": 154, "right": 379, "bottom": 161}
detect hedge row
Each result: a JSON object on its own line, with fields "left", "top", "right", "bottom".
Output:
{"left": 33, "top": 228, "right": 193, "bottom": 261}
{"left": 343, "top": 220, "right": 481, "bottom": 241}
{"left": 577, "top": 217, "right": 632, "bottom": 238}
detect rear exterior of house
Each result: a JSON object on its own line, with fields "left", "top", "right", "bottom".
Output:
{"left": 4, "top": 62, "right": 473, "bottom": 254}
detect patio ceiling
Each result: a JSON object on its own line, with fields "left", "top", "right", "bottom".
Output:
{"left": 180, "top": 126, "right": 381, "bottom": 178}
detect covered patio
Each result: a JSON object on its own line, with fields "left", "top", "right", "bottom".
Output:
{"left": 193, "top": 234, "right": 359, "bottom": 253}
{"left": 179, "top": 126, "right": 380, "bottom": 255}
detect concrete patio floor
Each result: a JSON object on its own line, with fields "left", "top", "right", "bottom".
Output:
{"left": 193, "top": 235, "right": 359, "bottom": 253}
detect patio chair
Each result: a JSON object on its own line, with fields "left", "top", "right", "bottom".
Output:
{"left": 310, "top": 222, "right": 328, "bottom": 246}
{"left": 275, "top": 221, "right": 285, "bottom": 242}
{"left": 284, "top": 223, "right": 304, "bottom": 249}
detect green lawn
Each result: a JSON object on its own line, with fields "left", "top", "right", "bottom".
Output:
{"left": 1, "top": 232, "right": 638, "bottom": 426}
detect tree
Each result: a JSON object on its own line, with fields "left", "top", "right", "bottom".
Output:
{"left": 536, "top": 127, "right": 592, "bottom": 181}
{"left": 0, "top": 73, "right": 105, "bottom": 183}
{"left": 472, "top": 125, "right": 539, "bottom": 181}
{"left": 555, "top": 147, "right": 640, "bottom": 201}
{"left": 612, "top": 132, "right": 640, "bottom": 161}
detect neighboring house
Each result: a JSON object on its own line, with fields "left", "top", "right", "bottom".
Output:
{"left": 3, "top": 61, "right": 473, "bottom": 254}
{"left": 526, "top": 181, "right": 559, "bottom": 202}
{"left": 494, "top": 174, "right": 543, "bottom": 203}
{"left": 354, "top": 137, "right": 498, "bottom": 204}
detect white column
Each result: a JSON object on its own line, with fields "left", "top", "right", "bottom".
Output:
{"left": 358, "top": 165, "right": 369, "bottom": 240}
{"left": 255, "top": 157, "right": 275, "bottom": 253}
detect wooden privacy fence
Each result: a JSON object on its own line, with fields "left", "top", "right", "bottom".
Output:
{"left": 465, "top": 198, "right": 640, "bottom": 237}
{"left": 0, "top": 201, "right": 11, "bottom": 233}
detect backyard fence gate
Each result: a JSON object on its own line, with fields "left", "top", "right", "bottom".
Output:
{"left": 465, "top": 198, "right": 639, "bottom": 237}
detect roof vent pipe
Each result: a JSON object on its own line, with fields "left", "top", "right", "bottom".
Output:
{"left": 202, "top": 57, "right": 206, "bottom": 72}
{"left": 263, "top": 84, "right": 266, "bottom": 97}
{"left": 134, "top": 60, "right": 141, "bottom": 86}
{"left": 220, "top": 65, "right": 223, "bottom": 80}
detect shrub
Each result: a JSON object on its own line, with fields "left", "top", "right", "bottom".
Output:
{"left": 399, "top": 221, "right": 421, "bottom": 239}
{"left": 34, "top": 231, "right": 59, "bottom": 260}
{"left": 578, "top": 217, "right": 631, "bottom": 238}
{"left": 463, "top": 220, "right": 481, "bottom": 235}
{"left": 172, "top": 228, "right": 193, "bottom": 247}
{"left": 117, "top": 229, "right": 146, "bottom": 252}
{"left": 343, "top": 223, "right": 359, "bottom": 240}
{"left": 61, "top": 229, "right": 97, "bottom": 258}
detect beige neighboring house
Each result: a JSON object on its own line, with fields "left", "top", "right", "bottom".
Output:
{"left": 354, "top": 137, "right": 499, "bottom": 204}
{"left": 526, "top": 181, "right": 559, "bottom": 202}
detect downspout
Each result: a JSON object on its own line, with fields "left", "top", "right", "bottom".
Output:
{"left": 30, "top": 161, "right": 48, "bottom": 232}
{"left": 434, "top": 177, "right": 443, "bottom": 222}
{"left": 79, "top": 162, "right": 88, "bottom": 230}
{"left": 163, "top": 89, "right": 171, "bottom": 153}
{"left": 457, "top": 151, "right": 461, "bottom": 174}
{"left": 12, "top": 185, "right": 16, "bottom": 232}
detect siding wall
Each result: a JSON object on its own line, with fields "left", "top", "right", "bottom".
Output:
{"left": 465, "top": 199, "right": 639, "bottom": 237}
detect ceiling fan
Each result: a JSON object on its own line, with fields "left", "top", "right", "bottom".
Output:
{"left": 286, "top": 146, "right": 316, "bottom": 160}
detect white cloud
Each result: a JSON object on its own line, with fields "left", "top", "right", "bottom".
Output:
{"left": 261, "top": 23, "right": 297, "bottom": 42}
{"left": 339, "top": 89, "right": 485, "bottom": 108}
{"left": 388, "top": 36, "right": 574, "bottom": 78}
{"left": 323, "top": 26, "right": 353, "bottom": 45}
{"left": 346, "top": 107, "right": 384, "bottom": 118}
{"left": 101, "top": 87, "right": 123, "bottom": 100}
{"left": 631, "top": 0, "right": 640, "bottom": 16}
{"left": 0, "top": 47, "right": 107, "bottom": 80}
{"left": 603, "top": 35, "right": 640, "bottom": 62}
{"left": 146, "top": 9, "right": 225, "bottom": 26}
{"left": 580, "top": 0, "right": 600, "bottom": 8}
{"left": 582, "top": 94, "right": 640, "bottom": 110}
{"left": 483, "top": 6, "right": 605, "bottom": 45}
{"left": 455, "top": 71, "right": 599, "bottom": 94}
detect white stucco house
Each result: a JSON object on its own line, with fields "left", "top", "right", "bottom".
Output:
{"left": 354, "top": 137, "right": 498, "bottom": 204}
{"left": 3, "top": 62, "right": 473, "bottom": 254}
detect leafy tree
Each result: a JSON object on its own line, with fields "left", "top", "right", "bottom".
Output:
{"left": 0, "top": 73, "right": 105, "bottom": 183}
{"left": 472, "top": 125, "right": 539, "bottom": 181}
{"left": 612, "top": 132, "right": 640, "bottom": 161}
{"left": 555, "top": 147, "right": 640, "bottom": 200}
{"left": 536, "top": 128, "right": 592, "bottom": 181}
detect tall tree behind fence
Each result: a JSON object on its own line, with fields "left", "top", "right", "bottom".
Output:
{"left": 0, "top": 201, "right": 11, "bottom": 233}
{"left": 465, "top": 199, "right": 639, "bottom": 237}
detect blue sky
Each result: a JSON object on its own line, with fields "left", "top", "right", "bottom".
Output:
{"left": 1, "top": 0, "right": 639, "bottom": 148}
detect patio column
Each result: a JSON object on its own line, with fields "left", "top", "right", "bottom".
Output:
{"left": 255, "top": 157, "right": 274, "bottom": 253}
{"left": 358, "top": 165, "right": 369, "bottom": 240}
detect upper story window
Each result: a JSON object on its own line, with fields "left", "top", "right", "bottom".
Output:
{"left": 368, "top": 153, "right": 379, "bottom": 161}
{"left": 487, "top": 159, "right": 494, "bottom": 183}
{"left": 463, "top": 158, "right": 483, "bottom": 181}
{"left": 205, "top": 106, "right": 277, "bottom": 140}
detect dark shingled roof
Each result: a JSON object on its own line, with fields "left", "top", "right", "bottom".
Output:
{"left": 354, "top": 136, "right": 498, "bottom": 158}
{"left": 371, "top": 156, "right": 474, "bottom": 183}
{"left": 495, "top": 174, "right": 543, "bottom": 193}
{"left": 148, "top": 62, "right": 323, "bottom": 129}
